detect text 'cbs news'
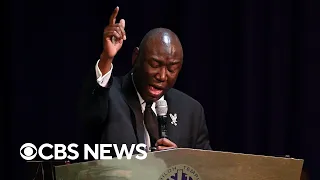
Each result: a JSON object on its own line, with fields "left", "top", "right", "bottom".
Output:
{"left": 20, "top": 143, "right": 148, "bottom": 161}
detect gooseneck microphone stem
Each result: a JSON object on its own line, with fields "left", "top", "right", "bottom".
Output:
{"left": 150, "top": 114, "right": 167, "bottom": 152}
{"left": 158, "top": 115, "right": 168, "bottom": 138}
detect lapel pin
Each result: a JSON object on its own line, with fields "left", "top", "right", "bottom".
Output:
{"left": 170, "top": 113, "right": 178, "bottom": 126}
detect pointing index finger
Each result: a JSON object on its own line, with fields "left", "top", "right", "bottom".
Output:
{"left": 109, "top": 6, "right": 119, "bottom": 25}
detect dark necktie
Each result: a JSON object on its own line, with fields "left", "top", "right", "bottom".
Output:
{"left": 144, "top": 101, "right": 159, "bottom": 147}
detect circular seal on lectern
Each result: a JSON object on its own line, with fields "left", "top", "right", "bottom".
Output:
{"left": 158, "top": 164, "right": 202, "bottom": 180}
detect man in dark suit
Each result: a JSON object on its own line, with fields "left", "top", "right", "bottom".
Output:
{"left": 77, "top": 6, "right": 211, "bottom": 159}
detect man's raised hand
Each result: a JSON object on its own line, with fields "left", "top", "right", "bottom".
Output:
{"left": 99, "top": 6, "right": 126, "bottom": 74}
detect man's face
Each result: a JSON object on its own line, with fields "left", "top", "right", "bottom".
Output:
{"left": 134, "top": 35, "right": 183, "bottom": 102}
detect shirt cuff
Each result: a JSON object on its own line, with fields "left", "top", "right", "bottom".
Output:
{"left": 95, "top": 59, "right": 113, "bottom": 87}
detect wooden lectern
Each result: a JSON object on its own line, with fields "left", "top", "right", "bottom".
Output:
{"left": 54, "top": 148, "right": 304, "bottom": 180}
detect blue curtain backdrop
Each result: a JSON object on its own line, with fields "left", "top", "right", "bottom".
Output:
{"left": 8, "top": 0, "right": 320, "bottom": 179}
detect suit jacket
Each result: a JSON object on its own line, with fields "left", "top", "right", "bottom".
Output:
{"left": 76, "top": 68, "right": 211, "bottom": 160}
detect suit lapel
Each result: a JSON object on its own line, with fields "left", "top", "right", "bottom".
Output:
{"left": 164, "top": 90, "right": 180, "bottom": 144}
{"left": 121, "top": 73, "right": 145, "bottom": 144}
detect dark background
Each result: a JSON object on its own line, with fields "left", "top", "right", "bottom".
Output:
{"left": 8, "top": 0, "right": 320, "bottom": 179}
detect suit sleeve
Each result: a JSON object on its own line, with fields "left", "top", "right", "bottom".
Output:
{"left": 75, "top": 60, "right": 114, "bottom": 161}
{"left": 195, "top": 105, "right": 212, "bottom": 150}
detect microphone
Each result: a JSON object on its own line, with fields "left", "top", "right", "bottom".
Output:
{"left": 155, "top": 99, "right": 168, "bottom": 138}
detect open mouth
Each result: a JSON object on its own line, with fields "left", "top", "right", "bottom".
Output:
{"left": 148, "top": 85, "right": 164, "bottom": 96}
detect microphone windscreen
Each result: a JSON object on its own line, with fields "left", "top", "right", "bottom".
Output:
{"left": 155, "top": 100, "right": 168, "bottom": 116}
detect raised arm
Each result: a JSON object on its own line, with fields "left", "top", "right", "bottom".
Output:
{"left": 75, "top": 7, "right": 126, "bottom": 159}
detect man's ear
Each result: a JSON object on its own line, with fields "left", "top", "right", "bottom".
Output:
{"left": 132, "top": 47, "right": 139, "bottom": 66}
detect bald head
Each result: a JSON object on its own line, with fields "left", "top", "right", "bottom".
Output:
{"left": 131, "top": 28, "right": 184, "bottom": 102}
{"left": 138, "top": 28, "right": 183, "bottom": 60}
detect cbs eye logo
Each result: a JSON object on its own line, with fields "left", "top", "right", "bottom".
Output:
{"left": 20, "top": 143, "right": 37, "bottom": 160}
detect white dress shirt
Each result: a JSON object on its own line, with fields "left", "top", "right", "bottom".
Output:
{"left": 95, "top": 59, "right": 164, "bottom": 151}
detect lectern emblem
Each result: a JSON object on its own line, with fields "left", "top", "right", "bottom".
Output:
{"left": 158, "top": 164, "right": 201, "bottom": 180}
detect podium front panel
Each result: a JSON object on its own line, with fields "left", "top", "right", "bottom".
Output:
{"left": 55, "top": 148, "right": 303, "bottom": 180}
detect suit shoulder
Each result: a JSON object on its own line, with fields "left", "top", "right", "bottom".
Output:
{"left": 168, "top": 88, "right": 203, "bottom": 108}
{"left": 109, "top": 75, "right": 124, "bottom": 89}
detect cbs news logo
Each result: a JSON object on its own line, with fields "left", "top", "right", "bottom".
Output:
{"left": 20, "top": 142, "right": 148, "bottom": 161}
{"left": 20, "top": 143, "right": 79, "bottom": 161}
